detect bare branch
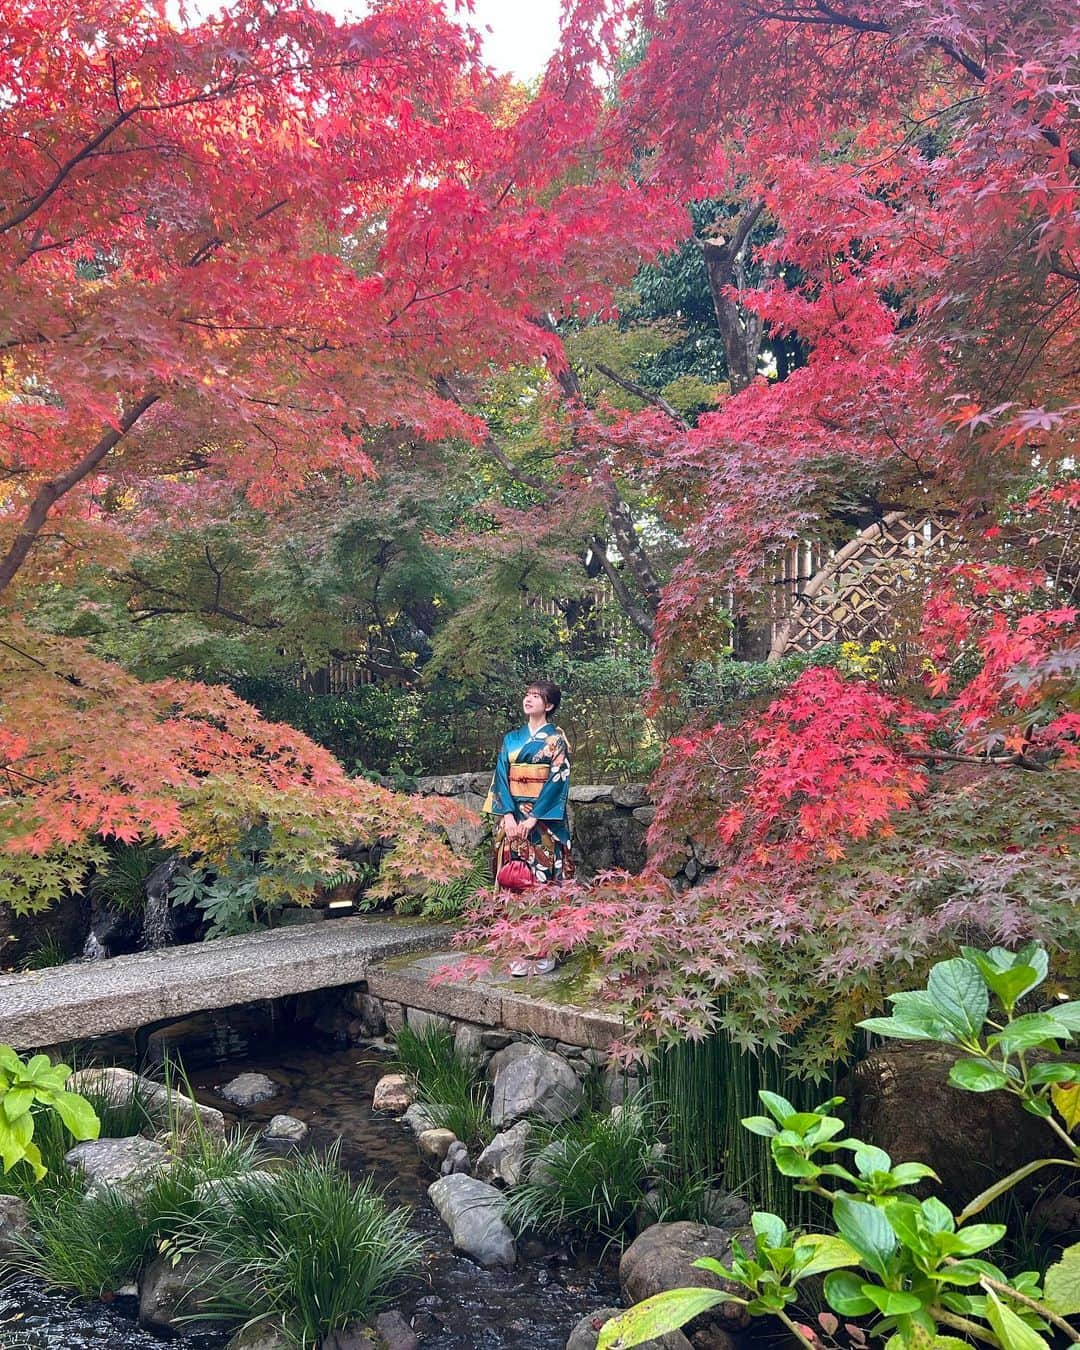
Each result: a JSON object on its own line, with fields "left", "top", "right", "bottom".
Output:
{"left": 593, "top": 362, "right": 690, "bottom": 428}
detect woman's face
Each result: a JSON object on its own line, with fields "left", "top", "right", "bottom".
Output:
{"left": 522, "top": 687, "right": 551, "bottom": 720}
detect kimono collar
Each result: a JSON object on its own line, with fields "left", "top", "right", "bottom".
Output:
{"left": 525, "top": 721, "right": 555, "bottom": 739}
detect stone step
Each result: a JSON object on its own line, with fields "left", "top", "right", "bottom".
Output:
{"left": 0, "top": 917, "right": 450, "bottom": 1050}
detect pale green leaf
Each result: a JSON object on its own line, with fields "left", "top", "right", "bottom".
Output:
{"left": 1044, "top": 1242, "right": 1080, "bottom": 1317}
{"left": 793, "top": 1235, "right": 861, "bottom": 1280}
{"left": 595, "top": 1289, "right": 727, "bottom": 1349}
{"left": 984, "top": 1288, "right": 1050, "bottom": 1350}
{"left": 47, "top": 1090, "right": 100, "bottom": 1141}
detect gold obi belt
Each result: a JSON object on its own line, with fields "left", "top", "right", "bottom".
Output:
{"left": 509, "top": 761, "right": 549, "bottom": 805}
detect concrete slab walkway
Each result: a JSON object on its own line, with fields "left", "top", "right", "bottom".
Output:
{"left": 366, "top": 951, "right": 624, "bottom": 1051}
{"left": 0, "top": 916, "right": 449, "bottom": 1050}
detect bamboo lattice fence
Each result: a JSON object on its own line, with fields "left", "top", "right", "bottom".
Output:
{"left": 765, "top": 511, "right": 961, "bottom": 661}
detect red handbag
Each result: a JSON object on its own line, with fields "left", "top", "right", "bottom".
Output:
{"left": 497, "top": 857, "right": 533, "bottom": 892}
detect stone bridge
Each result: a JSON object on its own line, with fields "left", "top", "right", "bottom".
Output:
{"left": 0, "top": 916, "right": 448, "bottom": 1051}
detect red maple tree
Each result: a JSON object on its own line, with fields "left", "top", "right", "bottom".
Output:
{"left": 0, "top": 0, "right": 667, "bottom": 901}
{"left": 455, "top": 0, "right": 1079, "bottom": 1049}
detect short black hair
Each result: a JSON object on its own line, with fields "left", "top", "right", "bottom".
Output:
{"left": 526, "top": 678, "right": 561, "bottom": 714}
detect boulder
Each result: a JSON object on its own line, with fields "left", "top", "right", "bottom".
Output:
{"left": 260, "top": 1114, "right": 310, "bottom": 1153}
{"left": 440, "top": 1140, "right": 471, "bottom": 1176}
{"left": 192, "top": 1171, "right": 276, "bottom": 1208}
{"left": 86, "top": 894, "right": 142, "bottom": 958}
{"left": 220, "top": 1072, "right": 280, "bottom": 1107}
{"left": 489, "top": 1044, "right": 538, "bottom": 1075}
{"left": 351, "top": 992, "right": 387, "bottom": 1038}
{"left": 67, "top": 1066, "right": 225, "bottom": 1138}
{"left": 418, "top": 1128, "right": 457, "bottom": 1164}
{"left": 529, "top": 1139, "right": 568, "bottom": 1184}
{"left": 0, "top": 1195, "right": 30, "bottom": 1260}
{"left": 427, "top": 1173, "right": 516, "bottom": 1268}
{"left": 226, "top": 1324, "right": 294, "bottom": 1350}
{"left": 373, "top": 1073, "right": 415, "bottom": 1114}
{"left": 567, "top": 1308, "right": 692, "bottom": 1350}
{"left": 620, "top": 1222, "right": 752, "bottom": 1337}
{"left": 490, "top": 1044, "right": 583, "bottom": 1126}
{"left": 612, "top": 785, "right": 651, "bottom": 809}
{"left": 402, "top": 1103, "right": 438, "bottom": 1136}
{"left": 475, "top": 1120, "right": 532, "bottom": 1187}
{"left": 139, "top": 1251, "right": 230, "bottom": 1335}
{"left": 848, "top": 1045, "right": 1059, "bottom": 1211}
{"left": 454, "top": 1023, "right": 485, "bottom": 1061}
{"left": 375, "top": 1310, "right": 420, "bottom": 1350}
{"left": 64, "top": 1135, "right": 169, "bottom": 1197}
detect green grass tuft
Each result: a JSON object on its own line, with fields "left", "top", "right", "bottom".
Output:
{"left": 504, "top": 1095, "right": 656, "bottom": 1246}
{"left": 391, "top": 1021, "right": 493, "bottom": 1151}
{"left": 9, "top": 1182, "right": 149, "bottom": 1298}
{"left": 175, "top": 1143, "right": 424, "bottom": 1348}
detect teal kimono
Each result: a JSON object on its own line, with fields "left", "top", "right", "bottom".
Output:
{"left": 484, "top": 722, "right": 574, "bottom": 883}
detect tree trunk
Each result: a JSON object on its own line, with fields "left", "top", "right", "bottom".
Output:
{"left": 698, "top": 200, "right": 766, "bottom": 394}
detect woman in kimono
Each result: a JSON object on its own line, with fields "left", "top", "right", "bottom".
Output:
{"left": 484, "top": 678, "right": 573, "bottom": 976}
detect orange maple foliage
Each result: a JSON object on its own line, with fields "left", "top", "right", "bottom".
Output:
{"left": 0, "top": 621, "right": 474, "bottom": 912}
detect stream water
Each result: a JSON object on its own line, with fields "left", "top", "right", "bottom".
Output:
{"left": 0, "top": 1039, "right": 622, "bottom": 1350}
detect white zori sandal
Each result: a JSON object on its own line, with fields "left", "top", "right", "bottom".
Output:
{"left": 509, "top": 957, "right": 557, "bottom": 977}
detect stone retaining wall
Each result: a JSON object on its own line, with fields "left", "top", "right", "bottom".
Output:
{"left": 415, "top": 773, "right": 681, "bottom": 880}
{"left": 305, "top": 971, "right": 635, "bottom": 1098}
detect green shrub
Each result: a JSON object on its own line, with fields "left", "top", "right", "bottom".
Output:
{"left": 644, "top": 1162, "right": 729, "bottom": 1227}
{"left": 87, "top": 840, "right": 172, "bottom": 915}
{"left": 165, "top": 823, "right": 355, "bottom": 937}
{"left": 598, "top": 943, "right": 1080, "bottom": 1350}
{"left": 391, "top": 1022, "right": 492, "bottom": 1151}
{"left": 18, "top": 933, "right": 72, "bottom": 970}
{"left": 139, "top": 1132, "right": 265, "bottom": 1237}
{"left": 3, "top": 1126, "right": 265, "bottom": 1296}
{"left": 176, "top": 1146, "right": 424, "bottom": 1347}
{"left": 0, "top": 1047, "right": 99, "bottom": 1186}
{"left": 84, "top": 1074, "right": 160, "bottom": 1142}
{"left": 504, "top": 1097, "right": 657, "bottom": 1246}
{"left": 232, "top": 677, "right": 460, "bottom": 777}
{"left": 0, "top": 1073, "right": 157, "bottom": 1202}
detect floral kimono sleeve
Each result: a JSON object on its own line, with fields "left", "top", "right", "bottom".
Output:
{"left": 530, "top": 730, "right": 571, "bottom": 823}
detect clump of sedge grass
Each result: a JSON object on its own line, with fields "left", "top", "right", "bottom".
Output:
{"left": 174, "top": 1144, "right": 424, "bottom": 1348}
{"left": 391, "top": 1021, "right": 493, "bottom": 1151}
{"left": 504, "top": 1094, "right": 657, "bottom": 1247}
